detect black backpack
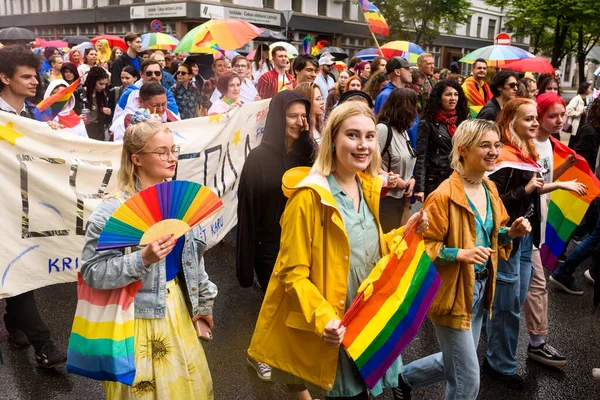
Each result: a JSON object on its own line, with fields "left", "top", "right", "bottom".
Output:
{"left": 381, "top": 123, "right": 393, "bottom": 171}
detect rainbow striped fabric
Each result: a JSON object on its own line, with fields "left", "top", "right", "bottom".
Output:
{"left": 540, "top": 137, "right": 600, "bottom": 270}
{"left": 341, "top": 227, "right": 441, "bottom": 389}
{"left": 37, "top": 77, "right": 81, "bottom": 119}
{"left": 358, "top": 0, "right": 390, "bottom": 37}
{"left": 487, "top": 144, "right": 544, "bottom": 176}
{"left": 66, "top": 273, "right": 142, "bottom": 385}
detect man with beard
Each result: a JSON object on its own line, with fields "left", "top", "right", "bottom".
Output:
{"left": 462, "top": 58, "right": 493, "bottom": 118}
{"left": 315, "top": 52, "right": 335, "bottom": 105}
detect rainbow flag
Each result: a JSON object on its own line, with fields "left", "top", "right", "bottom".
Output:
{"left": 462, "top": 77, "right": 492, "bottom": 119}
{"left": 66, "top": 273, "right": 141, "bottom": 385}
{"left": 487, "top": 144, "right": 544, "bottom": 176}
{"left": 358, "top": 0, "right": 390, "bottom": 37}
{"left": 540, "top": 137, "right": 600, "bottom": 270}
{"left": 37, "top": 77, "right": 81, "bottom": 118}
{"left": 341, "top": 227, "right": 441, "bottom": 389}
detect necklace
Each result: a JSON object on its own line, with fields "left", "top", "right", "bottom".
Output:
{"left": 462, "top": 175, "right": 482, "bottom": 185}
{"left": 333, "top": 174, "right": 359, "bottom": 202}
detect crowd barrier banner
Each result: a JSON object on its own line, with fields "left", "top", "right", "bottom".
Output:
{"left": 0, "top": 100, "right": 270, "bottom": 298}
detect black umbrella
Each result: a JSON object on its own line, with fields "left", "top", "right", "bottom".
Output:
{"left": 257, "top": 29, "right": 287, "bottom": 42}
{"left": 0, "top": 27, "right": 35, "bottom": 42}
{"left": 319, "top": 46, "right": 348, "bottom": 60}
{"left": 63, "top": 35, "right": 90, "bottom": 45}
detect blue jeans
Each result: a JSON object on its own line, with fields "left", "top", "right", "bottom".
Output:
{"left": 552, "top": 197, "right": 600, "bottom": 284}
{"left": 486, "top": 233, "right": 533, "bottom": 375}
{"left": 401, "top": 279, "right": 487, "bottom": 400}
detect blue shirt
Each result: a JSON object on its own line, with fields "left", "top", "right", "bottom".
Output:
{"left": 129, "top": 55, "right": 140, "bottom": 72}
{"left": 165, "top": 236, "right": 185, "bottom": 281}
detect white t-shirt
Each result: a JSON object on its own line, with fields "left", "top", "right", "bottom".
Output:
{"left": 535, "top": 137, "right": 553, "bottom": 244}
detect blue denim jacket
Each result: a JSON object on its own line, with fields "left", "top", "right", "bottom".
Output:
{"left": 81, "top": 197, "right": 218, "bottom": 319}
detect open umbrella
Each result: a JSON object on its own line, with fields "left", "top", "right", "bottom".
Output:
{"left": 319, "top": 46, "right": 348, "bottom": 60}
{"left": 269, "top": 41, "right": 298, "bottom": 59}
{"left": 91, "top": 35, "right": 127, "bottom": 51}
{"left": 141, "top": 32, "right": 179, "bottom": 51}
{"left": 246, "top": 48, "right": 257, "bottom": 61}
{"left": 63, "top": 35, "right": 90, "bottom": 45}
{"left": 214, "top": 50, "right": 240, "bottom": 60}
{"left": 459, "top": 44, "right": 534, "bottom": 65}
{"left": 501, "top": 56, "right": 554, "bottom": 74}
{"left": 33, "top": 39, "right": 69, "bottom": 48}
{"left": 356, "top": 48, "right": 379, "bottom": 61}
{"left": 258, "top": 29, "right": 287, "bottom": 42}
{"left": 0, "top": 27, "right": 35, "bottom": 41}
{"left": 378, "top": 41, "right": 424, "bottom": 63}
{"left": 175, "top": 19, "right": 262, "bottom": 53}
{"left": 334, "top": 61, "right": 346, "bottom": 70}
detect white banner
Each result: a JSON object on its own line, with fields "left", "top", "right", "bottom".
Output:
{"left": 0, "top": 100, "right": 270, "bottom": 298}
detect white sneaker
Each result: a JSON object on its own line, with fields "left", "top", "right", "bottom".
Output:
{"left": 247, "top": 356, "right": 272, "bottom": 382}
{"left": 584, "top": 269, "right": 595, "bottom": 285}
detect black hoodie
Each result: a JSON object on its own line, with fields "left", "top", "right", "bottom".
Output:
{"left": 236, "top": 91, "right": 314, "bottom": 289}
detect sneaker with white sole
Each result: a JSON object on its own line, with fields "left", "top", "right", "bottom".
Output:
{"left": 527, "top": 342, "right": 567, "bottom": 367}
{"left": 247, "top": 356, "right": 272, "bottom": 382}
{"left": 585, "top": 269, "right": 595, "bottom": 285}
{"left": 549, "top": 275, "right": 584, "bottom": 295}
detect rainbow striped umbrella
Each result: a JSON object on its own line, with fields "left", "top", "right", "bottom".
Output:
{"left": 459, "top": 44, "right": 534, "bottom": 65}
{"left": 141, "top": 32, "right": 179, "bottom": 51}
{"left": 377, "top": 41, "right": 424, "bottom": 63}
{"left": 175, "top": 19, "right": 262, "bottom": 53}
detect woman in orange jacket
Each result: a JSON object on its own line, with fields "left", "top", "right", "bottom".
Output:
{"left": 398, "top": 119, "right": 531, "bottom": 399}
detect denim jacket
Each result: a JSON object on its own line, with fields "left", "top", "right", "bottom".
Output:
{"left": 81, "top": 197, "right": 218, "bottom": 319}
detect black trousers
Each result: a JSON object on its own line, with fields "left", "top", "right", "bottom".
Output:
{"left": 4, "top": 290, "right": 51, "bottom": 351}
{"left": 325, "top": 392, "right": 369, "bottom": 400}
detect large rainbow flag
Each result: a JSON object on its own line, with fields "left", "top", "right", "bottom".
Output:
{"left": 66, "top": 273, "right": 141, "bottom": 385}
{"left": 462, "top": 77, "right": 493, "bottom": 119}
{"left": 540, "top": 137, "right": 600, "bottom": 270}
{"left": 358, "top": 0, "right": 390, "bottom": 37}
{"left": 37, "top": 77, "right": 82, "bottom": 119}
{"left": 341, "top": 226, "right": 441, "bottom": 389}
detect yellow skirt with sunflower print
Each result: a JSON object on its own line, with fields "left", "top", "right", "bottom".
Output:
{"left": 103, "top": 279, "right": 213, "bottom": 400}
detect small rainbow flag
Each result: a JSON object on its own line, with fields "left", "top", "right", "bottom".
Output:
{"left": 540, "top": 137, "right": 600, "bottom": 270}
{"left": 66, "top": 273, "right": 141, "bottom": 385}
{"left": 341, "top": 227, "right": 441, "bottom": 389}
{"left": 37, "top": 77, "right": 81, "bottom": 118}
{"left": 358, "top": 0, "right": 390, "bottom": 37}
{"left": 487, "top": 144, "right": 544, "bottom": 176}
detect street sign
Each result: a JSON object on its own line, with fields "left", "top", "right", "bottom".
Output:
{"left": 495, "top": 32, "right": 511, "bottom": 45}
{"left": 151, "top": 19, "right": 163, "bottom": 33}
{"left": 283, "top": 10, "right": 294, "bottom": 24}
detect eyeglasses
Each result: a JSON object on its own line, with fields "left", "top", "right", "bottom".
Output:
{"left": 233, "top": 64, "right": 248, "bottom": 69}
{"left": 176, "top": 71, "right": 188, "bottom": 76}
{"left": 147, "top": 102, "right": 167, "bottom": 110}
{"left": 145, "top": 71, "right": 162, "bottom": 77}
{"left": 137, "top": 145, "right": 181, "bottom": 161}
{"left": 478, "top": 142, "right": 504, "bottom": 152}
{"left": 506, "top": 82, "right": 518, "bottom": 89}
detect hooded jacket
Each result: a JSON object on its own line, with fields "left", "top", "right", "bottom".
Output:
{"left": 236, "top": 91, "right": 314, "bottom": 290}
{"left": 43, "top": 79, "right": 87, "bottom": 137}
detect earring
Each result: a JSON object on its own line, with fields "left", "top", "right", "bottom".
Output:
{"left": 331, "top": 143, "right": 335, "bottom": 153}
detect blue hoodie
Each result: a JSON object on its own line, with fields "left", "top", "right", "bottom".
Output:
{"left": 117, "top": 79, "right": 179, "bottom": 116}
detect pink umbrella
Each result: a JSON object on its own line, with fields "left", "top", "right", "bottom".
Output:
{"left": 246, "top": 49, "right": 256, "bottom": 61}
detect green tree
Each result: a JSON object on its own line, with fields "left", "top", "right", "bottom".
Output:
{"left": 371, "top": 0, "right": 472, "bottom": 45}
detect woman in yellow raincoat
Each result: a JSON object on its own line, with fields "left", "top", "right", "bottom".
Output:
{"left": 248, "top": 101, "right": 428, "bottom": 400}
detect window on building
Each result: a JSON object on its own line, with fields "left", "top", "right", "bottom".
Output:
{"left": 448, "top": 21, "right": 456, "bottom": 34}
{"left": 37, "top": 0, "right": 41, "bottom": 11}
{"left": 317, "top": 0, "right": 327, "bottom": 16}
{"left": 221, "top": 0, "right": 232, "bottom": 3}
{"left": 109, "top": 0, "right": 119, "bottom": 4}
{"left": 45, "top": 0, "right": 50, "bottom": 11}
{"left": 488, "top": 19, "right": 496, "bottom": 39}
{"left": 292, "top": 0, "right": 302, "bottom": 12}
{"left": 263, "top": 0, "right": 274, "bottom": 8}
{"left": 477, "top": 17, "right": 482, "bottom": 38}
{"left": 342, "top": 0, "right": 350, "bottom": 19}
{"left": 82, "top": 0, "right": 87, "bottom": 8}
{"left": 132, "top": 0, "right": 144, "bottom": 3}
{"left": 465, "top": 17, "right": 471, "bottom": 36}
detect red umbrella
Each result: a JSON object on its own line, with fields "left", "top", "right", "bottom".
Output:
{"left": 91, "top": 35, "right": 127, "bottom": 51}
{"left": 246, "top": 48, "right": 257, "bottom": 61}
{"left": 502, "top": 56, "right": 554, "bottom": 74}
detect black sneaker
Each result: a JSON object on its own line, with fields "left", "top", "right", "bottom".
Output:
{"left": 481, "top": 358, "right": 524, "bottom": 389}
{"left": 392, "top": 374, "right": 412, "bottom": 400}
{"left": 35, "top": 342, "right": 66, "bottom": 368}
{"left": 3, "top": 314, "right": 30, "bottom": 349}
{"left": 549, "top": 275, "right": 584, "bottom": 295}
{"left": 527, "top": 342, "right": 567, "bottom": 367}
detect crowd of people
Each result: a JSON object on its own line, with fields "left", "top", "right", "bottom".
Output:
{"left": 1, "top": 34, "right": 600, "bottom": 400}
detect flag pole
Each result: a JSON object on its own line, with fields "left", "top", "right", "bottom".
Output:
{"left": 358, "top": 1, "right": 384, "bottom": 56}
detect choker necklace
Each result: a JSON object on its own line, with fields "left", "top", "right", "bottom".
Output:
{"left": 462, "top": 175, "right": 482, "bottom": 185}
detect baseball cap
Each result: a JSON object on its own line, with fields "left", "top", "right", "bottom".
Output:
{"left": 386, "top": 56, "right": 415, "bottom": 74}
{"left": 319, "top": 52, "right": 336, "bottom": 66}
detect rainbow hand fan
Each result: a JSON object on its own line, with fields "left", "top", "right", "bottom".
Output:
{"left": 97, "top": 180, "right": 223, "bottom": 250}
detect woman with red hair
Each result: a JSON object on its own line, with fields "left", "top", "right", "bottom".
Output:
{"left": 208, "top": 72, "right": 243, "bottom": 115}
{"left": 354, "top": 61, "right": 371, "bottom": 86}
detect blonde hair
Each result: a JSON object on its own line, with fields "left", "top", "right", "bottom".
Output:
{"left": 118, "top": 119, "right": 173, "bottom": 195}
{"left": 450, "top": 119, "right": 500, "bottom": 174}
{"left": 417, "top": 52, "right": 433, "bottom": 65}
{"left": 313, "top": 101, "right": 381, "bottom": 177}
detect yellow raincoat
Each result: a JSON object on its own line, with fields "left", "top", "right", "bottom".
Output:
{"left": 248, "top": 167, "right": 399, "bottom": 391}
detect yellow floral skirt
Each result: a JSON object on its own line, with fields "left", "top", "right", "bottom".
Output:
{"left": 103, "top": 279, "right": 213, "bottom": 400}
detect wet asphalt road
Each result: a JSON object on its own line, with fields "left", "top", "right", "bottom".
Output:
{"left": 1, "top": 233, "right": 600, "bottom": 400}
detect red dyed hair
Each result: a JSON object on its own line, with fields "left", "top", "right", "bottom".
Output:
{"left": 496, "top": 97, "right": 539, "bottom": 160}
{"left": 354, "top": 61, "right": 369, "bottom": 76}
{"left": 216, "top": 72, "right": 241, "bottom": 96}
{"left": 536, "top": 92, "right": 566, "bottom": 119}
{"left": 345, "top": 75, "right": 363, "bottom": 91}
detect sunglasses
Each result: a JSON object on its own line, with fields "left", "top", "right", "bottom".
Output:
{"left": 506, "top": 82, "right": 518, "bottom": 89}
{"left": 176, "top": 71, "right": 188, "bottom": 76}
{"left": 145, "top": 71, "right": 162, "bottom": 77}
